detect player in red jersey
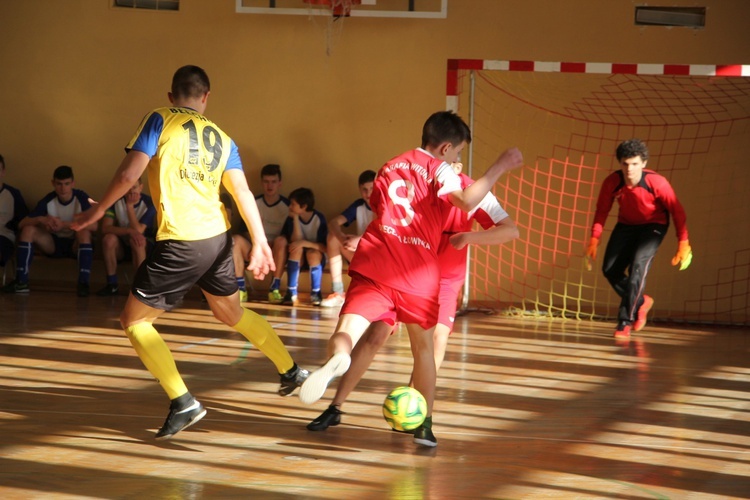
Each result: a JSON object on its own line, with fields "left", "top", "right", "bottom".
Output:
{"left": 431, "top": 162, "right": 519, "bottom": 369}
{"left": 299, "top": 111, "right": 523, "bottom": 447}
{"left": 303, "top": 161, "right": 519, "bottom": 436}
{"left": 585, "top": 139, "right": 692, "bottom": 339}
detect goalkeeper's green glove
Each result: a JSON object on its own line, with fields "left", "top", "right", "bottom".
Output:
{"left": 671, "top": 240, "right": 693, "bottom": 271}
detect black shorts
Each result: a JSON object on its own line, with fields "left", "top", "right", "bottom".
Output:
{"left": 131, "top": 231, "right": 237, "bottom": 311}
{"left": 50, "top": 234, "right": 77, "bottom": 258}
{"left": 0, "top": 235, "right": 14, "bottom": 266}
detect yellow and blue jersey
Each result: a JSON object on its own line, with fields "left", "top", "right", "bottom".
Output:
{"left": 126, "top": 106, "right": 243, "bottom": 241}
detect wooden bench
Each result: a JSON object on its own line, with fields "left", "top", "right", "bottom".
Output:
{"left": 16, "top": 254, "right": 350, "bottom": 298}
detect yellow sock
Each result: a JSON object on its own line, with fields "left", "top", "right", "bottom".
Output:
{"left": 125, "top": 322, "right": 188, "bottom": 400}
{"left": 233, "top": 308, "right": 294, "bottom": 374}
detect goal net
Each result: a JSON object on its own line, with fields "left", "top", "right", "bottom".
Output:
{"left": 448, "top": 60, "right": 750, "bottom": 325}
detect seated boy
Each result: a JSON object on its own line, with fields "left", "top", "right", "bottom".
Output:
{"left": 96, "top": 177, "right": 156, "bottom": 296}
{"left": 320, "top": 169, "right": 375, "bottom": 307}
{"left": 232, "top": 164, "right": 289, "bottom": 302}
{"left": 3, "top": 165, "right": 95, "bottom": 297}
{"left": 271, "top": 187, "right": 328, "bottom": 306}
{"left": 0, "top": 154, "right": 29, "bottom": 277}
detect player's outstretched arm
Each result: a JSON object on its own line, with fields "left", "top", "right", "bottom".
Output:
{"left": 450, "top": 217, "right": 519, "bottom": 251}
{"left": 449, "top": 148, "right": 523, "bottom": 212}
{"left": 72, "top": 150, "right": 149, "bottom": 231}
{"left": 223, "top": 169, "right": 274, "bottom": 280}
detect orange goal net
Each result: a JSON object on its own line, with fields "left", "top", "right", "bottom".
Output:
{"left": 448, "top": 60, "right": 750, "bottom": 325}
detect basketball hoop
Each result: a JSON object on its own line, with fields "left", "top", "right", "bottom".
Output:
{"left": 304, "top": 0, "right": 361, "bottom": 18}
{"left": 301, "top": 0, "right": 361, "bottom": 55}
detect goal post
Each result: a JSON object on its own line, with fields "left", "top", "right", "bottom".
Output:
{"left": 447, "top": 59, "right": 750, "bottom": 326}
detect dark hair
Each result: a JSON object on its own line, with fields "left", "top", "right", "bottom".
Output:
{"left": 171, "top": 65, "right": 210, "bottom": 99}
{"left": 289, "top": 187, "right": 315, "bottom": 211}
{"left": 358, "top": 170, "right": 376, "bottom": 185}
{"left": 260, "top": 163, "right": 282, "bottom": 180}
{"left": 53, "top": 165, "right": 74, "bottom": 180}
{"left": 0, "top": 154, "right": 4, "bottom": 169}
{"left": 616, "top": 139, "right": 649, "bottom": 162}
{"left": 421, "top": 111, "right": 472, "bottom": 149}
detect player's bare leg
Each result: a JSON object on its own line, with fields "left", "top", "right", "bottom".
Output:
{"left": 4, "top": 227, "right": 54, "bottom": 293}
{"left": 268, "top": 236, "right": 287, "bottom": 303}
{"left": 326, "top": 234, "right": 344, "bottom": 286}
{"left": 407, "top": 323, "right": 438, "bottom": 447}
{"left": 433, "top": 323, "right": 451, "bottom": 372}
{"left": 232, "top": 234, "right": 252, "bottom": 301}
{"left": 131, "top": 238, "right": 147, "bottom": 270}
{"left": 321, "top": 237, "right": 354, "bottom": 307}
{"left": 232, "top": 235, "right": 251, "bottom": 281}
{"left": 96, "top": 234, "right": 125, "bottom": 296}
{"left": 407, "top": 322, "right": 451, "bottom": 388}
{"left": 307, "top": 321, "right": 393, "bottom": 430}
{"left": 299, "top": 313, "right": 370, "bottom": 404}
{"left": 100, "top": 233, "right": 121, "bottom": 279}
{"left": 332, "top": 321, "right": 392, "bottom": 406}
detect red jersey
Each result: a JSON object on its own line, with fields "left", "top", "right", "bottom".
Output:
{"left": 349, "top": 148, "right": 463, "bottom": 297}
{"left": 591, "top": 169, "right": 688, "bottom": 241}
{"left": 439, "top": 174, "right": 510, "bottom": 284}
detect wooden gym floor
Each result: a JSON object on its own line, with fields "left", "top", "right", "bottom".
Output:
{"left": 1, "top": 289, "right": 749, "bottom": 499}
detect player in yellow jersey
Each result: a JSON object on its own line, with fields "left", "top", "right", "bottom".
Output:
{"left": 72, "top": 65, "right": 308, "bottom": 440}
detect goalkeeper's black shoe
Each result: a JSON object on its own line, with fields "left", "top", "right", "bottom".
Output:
{"left": 307, "top": 404, "right": 343, "bottom": 431}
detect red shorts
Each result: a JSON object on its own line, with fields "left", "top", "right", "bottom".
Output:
{"left": 341, "top": 272, "right": 438, "bottom": 330}
{"left": 437, "top": 277, "right": 463, "bottom": 330}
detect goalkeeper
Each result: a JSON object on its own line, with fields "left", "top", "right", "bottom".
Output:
{"left": 585, "top": 139, "right": 692, "bottom": 339}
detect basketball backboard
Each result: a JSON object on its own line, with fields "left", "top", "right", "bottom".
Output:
{"left": 235, "top": 0, "right": 448, "bottom": 19}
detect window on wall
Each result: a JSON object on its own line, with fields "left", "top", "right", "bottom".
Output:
{"left": 114, "top": 0, "right": 179, "bottom": 10}
{"left": 634, "top": 7, "right": 705, "bottom": 27}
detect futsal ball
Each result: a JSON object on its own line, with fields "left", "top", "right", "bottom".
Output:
{"left": 382, "top": 386, "right": 427, "bottom": 432}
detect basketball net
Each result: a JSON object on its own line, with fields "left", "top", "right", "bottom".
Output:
{"left": 304, "top": 0, "right": 361, "bottom": 55}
